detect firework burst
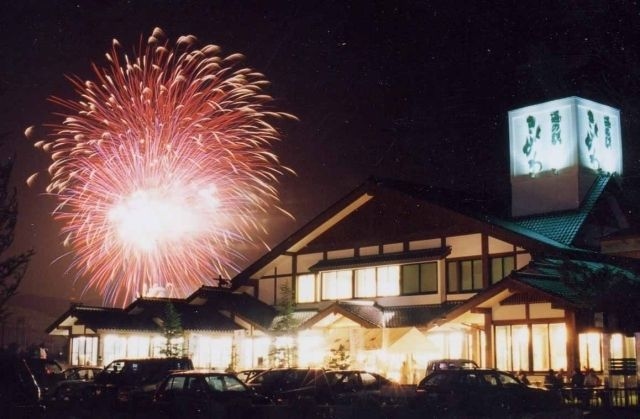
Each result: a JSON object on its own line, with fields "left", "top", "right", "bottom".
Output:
{"left": 28, "top": 27, "right": 295, "bottom": 307}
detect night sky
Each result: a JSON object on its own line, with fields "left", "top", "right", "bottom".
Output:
{"left": 2, "top": 0, "right": 640, "bottom": 310}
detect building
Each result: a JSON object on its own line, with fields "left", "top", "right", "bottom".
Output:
{"left": 47, "top": 97, "right": 640, "bottom": 387}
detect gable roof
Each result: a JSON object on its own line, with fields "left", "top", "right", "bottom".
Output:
{"left": 46, "top": 287, "right": 276, "bottom": 335}
{"left": 46, "top": 305, "right": 129, "bottom": 334}
{"left": 298, "top": 300, "right": 464, "bottom": 330}
{"left": 512, "top": 257, "right": 640, "bottom": 306}
{"left": 234, "top": 176, "right": 609, "bottom": 284}
{"left": 186, "top": 286, "right": 277, "bottom": 330}
{"left": 425, "top": 256, "right": 640, "bottom": 331}
{"left": 46, "top": 299, "right": 242, "bottom": 334}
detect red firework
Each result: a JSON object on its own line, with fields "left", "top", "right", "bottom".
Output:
{"left": 28, "top": 27, "right": 295, "bottom": 307}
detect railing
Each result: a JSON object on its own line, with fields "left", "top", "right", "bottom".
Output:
{"left": 609, "top": 358, "right": 637, "bottom": 375}
{"left": 561, "top": 386, "right": 640, "bottom": 409}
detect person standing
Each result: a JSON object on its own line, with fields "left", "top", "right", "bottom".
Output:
{"left": 584, "top": 369, "right": 601, "bottom": 387}
{"left": 544, "top": 369, "right": 561, "bottom": 390}
{"left": 517, "top": 370, "right": 530, "bottom": 385}
{"left": 38, "top": 342, "right": 48, "bottom": 360}
{"left": 570, "top": 368, "right": 586, "bottom": 405}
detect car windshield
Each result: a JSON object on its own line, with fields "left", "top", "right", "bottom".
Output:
{"left": 422, "top": 370, "right": 523, "bottom": 388}
{"left": 204, "top": 375, "right": 247, "bottom": 392}
{"left": 252, "top": 369, "right": 313, "bottom": 387}
{"left": 102, "top": 360, "right": 126, "bottom": 376}
{"left": 422, "top": 372, "right": 453, "bottom": 387}
{"left": 324, "top": 371, "right": 347, "bottom": 386}
{"left": 495, "top": 371, "right": 521, "bottom": 386}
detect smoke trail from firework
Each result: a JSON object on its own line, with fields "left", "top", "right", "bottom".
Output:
{"left": 28, "top": 27, "right": 295, "bottom": 307}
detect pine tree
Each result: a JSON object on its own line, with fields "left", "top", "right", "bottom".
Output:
{"left": 269, "top": 282, "right": 298, "bottom": 367}
{"left": 327, "top": 344, "right": 351, "bottom": 370}
{"left": 159, "top": 302, "right": 184, "bottom": 357}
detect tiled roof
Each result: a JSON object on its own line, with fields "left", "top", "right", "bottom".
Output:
{"left": 270, "top": 310, "right": 318, "bottom": 329}
{"left": 297, "top": 300, "right": 466, "bottom": 330}
{"left": 64, "top": 305, "right": 131, "bottom": 331}
{"left": 64, "top": 299, "right": 242, "bottom": 332}
{"left": 188, "top": 287, "right": 277, "bottom": 329}
{"left": 511, "top": 175, "right": 611, "bottom": 246}
{"left": 369, "top": 177, "right": 608, "bottom": 253}
{"left": 235, "top": 174, "right": 631, "bottom": 285}
{"left": 47, "top": 290, "right": 268, "bottom": 333}
{"left": 513, "top": 257, "right": 640, "bottom": 306}
{"left": 382, "top": 302, "right": 464, "bottom": 328}
{"left": 338, "top": 302, "right": 385, "bottom": 327}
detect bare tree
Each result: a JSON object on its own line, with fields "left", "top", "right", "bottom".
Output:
{"left": 0, "top": 155, "right": 34, "bottom": 322}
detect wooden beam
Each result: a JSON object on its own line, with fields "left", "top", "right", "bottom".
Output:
{"left": 471, "top": 307, "right": 492, "bottom": 314}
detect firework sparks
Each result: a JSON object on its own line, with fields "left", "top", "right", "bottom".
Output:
{"left": 29, "top": 27, "right": 295, "bottom": 307}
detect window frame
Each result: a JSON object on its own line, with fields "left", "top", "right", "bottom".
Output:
{"left": 495, "top": 322, "right": 567, "bottom": 373}
{"left": 296, "top": 274, "right": 316, "bottom": 303}
{"left": 321, "top": 270, "right": 353, "bottom": 300}
{"left": 447, "top": 258, "right": 484, "bottom": 293}
{"left": 306, "top": 259, "right": 443, "bottom": 303}
{"left": 401, "top": 261, "right": 438, "bottom": 295}
{"left": 490, "top": 254, "right": 516, "bottom": 284}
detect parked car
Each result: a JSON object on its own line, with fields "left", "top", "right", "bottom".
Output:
{"left": 235, "top": 369, "right": 267, "bottom": 383}
{"left": 246, "top": 368, "right": 331, "bottom": 404}
{"left": 45, "top": 365, "right": 103, "bottom": 410}
{"left": 24, "top": 357, "right": 65, "bottom": 395}
{"left": 321, "top": 370, "right": 410, "bottom": 405}
{"left": 0, "top": 355, "right": 46, "bottom": 418}
{"left": 413, "top": 368, "right": 562, "bottom": 417}
{"left": 425, "top": 358, "right": 479, "bottom": 376}
{"left": 62, "top": 366, "right": 103, "bottom": 381}
{"left": 92, "top": 357, "right": 194, "bottom": 408}
{"left": 152, "top": 370, "right": 271, "bottom": 418}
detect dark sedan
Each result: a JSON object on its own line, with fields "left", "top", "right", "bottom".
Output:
{"left": 246, "top": 368, "right": 331, "bottom": 404}
{"left": 152, "top": 370, "right": 271, "bottom": 418}
{"left": 235, "top": 369, "right": 267, "bottom": 383}
{"left": 322, "top": 370, "right": 410, "bottom": 405}
{"left": 414, "top": 368, "right": 562, "bottom": 417}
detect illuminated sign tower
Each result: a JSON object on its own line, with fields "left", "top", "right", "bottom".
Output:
{"left": 509, "top": 97, "right": 622, "bottom": 217}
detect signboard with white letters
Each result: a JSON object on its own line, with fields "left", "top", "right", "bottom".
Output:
{"left": 509, "top": 97, "right": 622, "bottom": 178}
{"left": 508, "top": 97, "right": 622, "bottom": 217}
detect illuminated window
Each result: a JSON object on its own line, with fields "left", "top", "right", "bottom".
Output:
{"left": 609, "top": 333, "right": 636, "bottom": 359}
{"left": 401, "top": 262, "right": 438, "bottom": 294}
{"left": 296, "top": 274, "right": 316, "bottom": 303}
{"left": 377, "top": 266, "right": 400, "bottom": 296}
{"left": 102, "top": 335, "right": 127, "bottom": 366}
{"left": 190, "top": 335, "right": 232, "bottom": 369}
{"left": 71, "top": 336, "right": 98, "bottom": 366}
{"left": 150, "top": 336, "right": 166, "bottom": 358}
{"left": 355, "top": 268, "right": 376, "bottom": 298}
{"left": 496, "top": 323, "right": 566, "bottom": 372}
{"left": 579, "top": 332, "right": 602, "bottom": 371}
{"left": 127, "top": 335, "right": 150, "bottom": 358}
{"left": 321, "top": 270, "right": 352, "bottom": 300}
{"left": 532, "top": 323, "right": 567, "bottom": 371}
{"left": 447, "top": 259, "right": 483, "bottom": 292}
{"left": 494, "top": 325, "right": 529, "bottom": 372}
{"left": 490, "top": 256, "right": 515, "bottom": 284}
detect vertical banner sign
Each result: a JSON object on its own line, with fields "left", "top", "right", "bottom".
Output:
{"left": 509, "top": 97, "right": 622, "bottom": 178}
